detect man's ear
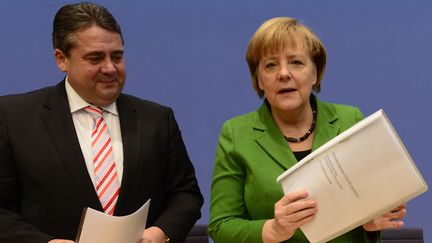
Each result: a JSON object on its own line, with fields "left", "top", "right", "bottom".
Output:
{"left": 54, "top": 49, "right": 68, "bottom": 72}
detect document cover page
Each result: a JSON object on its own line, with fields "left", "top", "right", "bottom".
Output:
{"left": 277, "top": 110, "right": 428, "bottom": 243}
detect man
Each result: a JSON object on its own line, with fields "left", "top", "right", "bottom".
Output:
{"left": 0, "top": 2, "right": 203, "bottom": 243}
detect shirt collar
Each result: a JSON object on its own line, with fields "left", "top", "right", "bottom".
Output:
{"left": 65, "top": 76, "right": 119, "bottom": 115}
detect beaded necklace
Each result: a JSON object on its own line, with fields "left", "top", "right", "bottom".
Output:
{"left": 283, "top": 106, "right": 317, "bottom": 143}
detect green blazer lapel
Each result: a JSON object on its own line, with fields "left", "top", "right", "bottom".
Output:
{"left": 312, "top": 98, "right": 341, "bottom": 150}
{"left": 253, "top": 103, "right": 298, "bottom": 170}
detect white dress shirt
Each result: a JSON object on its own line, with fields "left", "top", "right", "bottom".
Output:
{"left": 65, "top": 78, "right": 124, "bottom": 188}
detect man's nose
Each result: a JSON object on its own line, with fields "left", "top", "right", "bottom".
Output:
{"left": 100, "top": 58, "right": 116, "bottom": 74}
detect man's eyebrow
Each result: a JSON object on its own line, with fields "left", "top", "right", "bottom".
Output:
{"left": 111, "top": 50, "right": 124, "bottom": 55}
{"left": 83, "top": 51, "right": 105, "bottom": 57}
{"left": 82, "top": 49, "right": 124, "bottom": 56}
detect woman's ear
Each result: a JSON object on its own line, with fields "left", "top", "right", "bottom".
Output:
{"left": 257, "top": 77, "right": 263, "bottom": 90}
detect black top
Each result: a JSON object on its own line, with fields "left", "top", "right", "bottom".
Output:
{"left": 293, "top": 150, "right": 312, "bottom": 161}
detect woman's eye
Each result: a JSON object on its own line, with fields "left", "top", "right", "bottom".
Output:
{"left": 291, "top": 60, "right": 304, "bottom": 65}
{"left": 265, "top": 63, "right": 277, "bottom": 69}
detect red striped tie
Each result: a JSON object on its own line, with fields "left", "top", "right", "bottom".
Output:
{"left": 84, "top": 106, "right": 120, "bottom": 215}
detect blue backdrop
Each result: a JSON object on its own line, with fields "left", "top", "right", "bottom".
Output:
{"left": 1, "top": 0, "right": 430, "bottom": 241}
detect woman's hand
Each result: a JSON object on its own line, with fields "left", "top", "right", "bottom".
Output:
{"left": 262, "top": 190, "right": 317, "bottom": 243}
{"left": 363, "top": 204, "right": 407, "bottom": 231}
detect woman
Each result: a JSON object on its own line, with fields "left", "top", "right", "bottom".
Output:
{"left": 208, "top": 17, "right": 406, "bottom": 242}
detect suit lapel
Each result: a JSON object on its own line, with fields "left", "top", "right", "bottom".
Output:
{"left": 253, "top": 103, "right": 297, "bottom": 170}
{"left": 252, "top": 97, "right": 343, "bottom": 170}
{"left": 41, "top": 81, "right": 101, "bottom": 210}
{"left": 114, "top": 95, "right": 141, "bottom": 213}
{"left": 312, "top": 98, "right": 340, "bottom": 150}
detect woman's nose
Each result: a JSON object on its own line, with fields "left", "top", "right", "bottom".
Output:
{"left": 278, "top": 65, "right": 292, "bottom": 81}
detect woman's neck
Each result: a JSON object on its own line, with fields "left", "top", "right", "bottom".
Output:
{"left": 271, "top": 102, "right": 315, "bottom": 151}
{"left": 272, "top": 104, "right": 313, "bottom": 137}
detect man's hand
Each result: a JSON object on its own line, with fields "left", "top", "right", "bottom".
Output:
{"left": 48, "top": 240, "right": 75, "bottom": 243}
{"left": 141, "top": 226, "right": 167, "bottom": 243}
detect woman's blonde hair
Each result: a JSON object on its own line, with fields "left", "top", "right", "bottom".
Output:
{"left": 246, "top": 17, "right": 326, "bottom": 98}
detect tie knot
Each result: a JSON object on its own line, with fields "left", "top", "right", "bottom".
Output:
{"left": 84, "top": 106, "right": 103, "bottom": 118}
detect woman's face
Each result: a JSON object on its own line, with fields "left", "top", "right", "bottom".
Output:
{"left": 257, "top": 42, "right": 316, "bottom": 115}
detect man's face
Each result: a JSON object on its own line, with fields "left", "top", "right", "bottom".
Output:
{"left": 55, "top": 25, "right": 126, "bottom": 106}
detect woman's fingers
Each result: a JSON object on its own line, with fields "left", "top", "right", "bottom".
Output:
{"left": 278, "top": 190, "right": 309, "bottom": 205}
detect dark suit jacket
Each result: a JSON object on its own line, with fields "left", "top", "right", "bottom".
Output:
{"left": 0, "top": 81, "right": 203, "bottom": 243}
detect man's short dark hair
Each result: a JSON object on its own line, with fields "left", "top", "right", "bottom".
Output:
{"left": 52, "top": 2, "right": 124, "bottom": 56}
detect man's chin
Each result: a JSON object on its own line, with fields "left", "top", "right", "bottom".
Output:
{"left": 91, "top": 92, "right": 121, "bottom": 106}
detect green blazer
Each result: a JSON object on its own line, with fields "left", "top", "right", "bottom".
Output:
{"left": 209, "top": 96, "right": 379, "bottom": 243}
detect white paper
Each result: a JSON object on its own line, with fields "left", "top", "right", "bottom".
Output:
{"left": 276, "top": 109, "right": 428, "bottom": 243}
{"left": 76, "top": 199, "right": 150, "bottom": 243}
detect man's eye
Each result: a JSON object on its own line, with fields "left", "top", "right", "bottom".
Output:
{"left": 111, "top": 55, "right": 123, "bottom": 63}
{"left": 87, "top": 56, "right": 103, "bottom": 63}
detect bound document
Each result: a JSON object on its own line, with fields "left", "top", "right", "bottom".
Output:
{"left": 276, "top": 109, "right": 428, "bottom": 243}
{"left": 76, "top": 199, "right": 150, "bottom": 243}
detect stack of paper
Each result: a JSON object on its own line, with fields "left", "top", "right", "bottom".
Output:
{"left": 277, "top": 109, "right": 428, "bottom": 243}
